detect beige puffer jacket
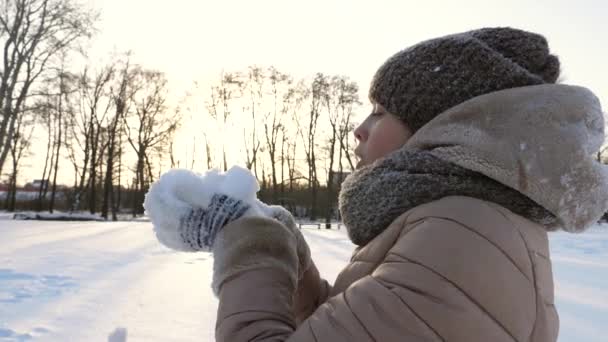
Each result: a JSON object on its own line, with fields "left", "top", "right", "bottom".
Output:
{"left": 217, "top": 196, "right": 558, "bottom": 341}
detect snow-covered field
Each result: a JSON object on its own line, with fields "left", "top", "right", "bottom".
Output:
{"left": 0, "top": 218, "right": 606, "bottom": 342}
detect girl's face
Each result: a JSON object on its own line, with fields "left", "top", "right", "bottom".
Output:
{"left": 354, "top": 102, "right": 413, "bottom": 169}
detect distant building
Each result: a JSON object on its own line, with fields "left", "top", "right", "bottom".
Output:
{"left": 0, "top": 179, "right": 66, "bottom": 201}
{"left": 24, "top": 179, "right": 48, "bottom": 190}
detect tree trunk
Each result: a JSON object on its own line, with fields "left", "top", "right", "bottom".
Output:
{"left": 288, "top": 141, "right": 295, "bottom": 193}
{"left": 0, "top": 103, "right": 20, "bottom": 176}
{"left": 206, "top": 138, "right": 213, "bottom": 170}
{"left": 72, "top": 126, "right": 91, "bottom": 212}
{"left": 88, "top": 122, "right": 99, "bottom": 214}
{"left": 135, "top": 157, "right": 143, "bottom": 217}
{"left": 133, "top": 152, "right": 146, "bottom": 216}
{"left": 169, "top": 140, "right": 176, "bottom": 168}
{"left": 101, "top": 128, "right": 116, "bottom": 219}
{"left": 49, "top": 107, "right": 63, "bottom": 213}
{"left": 98, "top": 135, "right": 105, "bottom": 193}
{"left": 113, "top": 136, "right": 123, "bottom": 221}
{"left": 325, "top": 130, "right": 337, "bottom": 229}
{"left": 145, "top": 153, "right": 154, "bottom": 184}
{"left": 272, "top": 158, "right": 278, "bottom": 204}
{"left": 8, "top": 164, "right": 17, "bottom": 212}
{"left": 130, "top": 182, "right": 136, "bottom": 218}
{"left": 42, "top": 144, "right": 53, "bottom": 206}
{"left": 261, "top": 161, "right": 267, "bottom": 196}
{"left": 37, "top": 117, "right": 53, "bottom": 211}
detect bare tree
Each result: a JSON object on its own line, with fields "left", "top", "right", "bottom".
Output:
{"left": 279, "top": 86, "right": 297, "bottom": 203}
{"left": 323, "top": 76, "right": 360, "bottom": 227}
{"left": 243, "top": 66, "right": 263, "bottom": 175}
{"left": 35, "top": 98, "right": 53, "bottom": 210}
{"left": 47, "top": 77, "right": 63, "bottom": 213}
{"left": 48, "top": 68, "right": 77, "bottom": 212}
{"left": 337, "top": 81, "right": 361, "bottom": 174}
{"left": 205, "top": 86, "right": 220, "bottom": 168}
{"left": 337, "top": 120, "right": 356, "bottom": 171}
{"left": 112, "top": 128, "right": 123, "bottom": 218}
{"left": 65, "top": 78, "right": 90, "bottom": 210}
{"left": 296, "top": 73, "right": 327, "bottom": 220}
{"left": 323, "top": 78, "right": 339, "bottom": 228}
{"left": 264, "top": 67, "right": 291, "bottom": 203}
{"left": 286, "top": 136, "right": 296, "bottom": 193}
{"left": 124, "top": 69, "right": 178, "bottom": 215}
{"left": 0, "top": 0, "right": 96, "bottom": 175}
{"left": 287, "top": 80, "right": 308, "bottom": 194}
{"left": 101, "top": 58, "right": 134, "bottom": 220}
{"left": 52, "top": 61, "right": 115, "bottom": 214}
{"left": 206, "top": 71, "right": 244, "bottom": 171}
{"left": 78, "top": 65, "right": 114, "bottom": 213}
{"left": 5, "top": 110, "right": 34, "bottom": 211}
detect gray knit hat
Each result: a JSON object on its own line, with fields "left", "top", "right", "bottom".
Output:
{"left": 369, "top": 27, "right": 560, "bottom": 132}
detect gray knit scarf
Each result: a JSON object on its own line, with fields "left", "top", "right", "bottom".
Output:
{"left": 338, "top": 149, "right": 557, "bottom": 246}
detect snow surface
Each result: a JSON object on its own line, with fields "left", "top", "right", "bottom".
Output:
{"left": 0, "top": 220, "right": 606, "bottom": 341}
{"left": 12, "top": 212, "right": 106, "bottom": 221}
{"left": 0, "top": 210, "right": 148, "bottom": 222}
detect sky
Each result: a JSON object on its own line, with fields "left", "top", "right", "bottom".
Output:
{"left": 17, "top": 0, "right": 608, "bottom": 184}
{"left": 84, "top": 0, "right": 607, "bottom": 101}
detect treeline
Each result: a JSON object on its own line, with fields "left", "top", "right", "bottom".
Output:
{"left": 195, "top": 67, "right": 360, "bottom": 226}
{"left": 0, "top": 0, "right": 363, "bottom": 226}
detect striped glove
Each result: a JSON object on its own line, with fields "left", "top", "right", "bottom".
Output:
{"left": 143, "top": 166, "right": 288, "bottom": 252}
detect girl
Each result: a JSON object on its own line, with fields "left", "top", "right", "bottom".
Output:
{"left": 145, "top": 27, "right": 608, "bottom": 342}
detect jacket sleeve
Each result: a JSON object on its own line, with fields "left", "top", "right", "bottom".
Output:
{"left": 216, "top": 216, "right": 536, "bottom": 342}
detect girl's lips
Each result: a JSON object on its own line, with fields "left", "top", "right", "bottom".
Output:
{"left": 354, "top": 152, "right": 363, "bottom": 169}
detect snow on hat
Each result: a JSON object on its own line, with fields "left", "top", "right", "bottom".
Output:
{"left": 369, "top": 27, "right": 560, "bottom": 132}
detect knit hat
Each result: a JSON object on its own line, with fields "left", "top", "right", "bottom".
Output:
{"left": 369, "top": 27, "right": 561, "bottom": 132}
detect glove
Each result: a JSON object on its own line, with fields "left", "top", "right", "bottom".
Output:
{"left": 143, "top": 166, "right": 310, "bottom": 270}
{"left": 258, "top": 203, "right": 311, "bottom": 283}
{"left": 212, "top": 214, "right": 311, "bottom": 296}
{"left": 143, "top": 166, "right": 260, "bottom": 251}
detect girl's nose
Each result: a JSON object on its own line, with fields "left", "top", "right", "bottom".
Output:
{"left": 354, "top": 122, "right": 367, "bottom": 142}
